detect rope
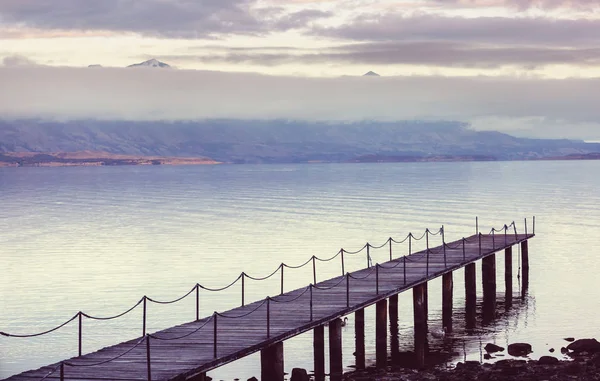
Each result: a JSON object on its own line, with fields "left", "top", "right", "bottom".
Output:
{"left": 282, "top": 256, "right": 314, "bottom": 269}
{"left": 378, "top": 259, "right": 404, "bottom": 270}
{"left": 216, "top": 299, "right": 268, "bottom": 319}
{"left": 347, "top": 266, "right": 376, "bottom": 280}
{"left": 245, "top": 265, "right": 282, "bottom": 281}
{"left": 368, "top": 240, "right": 388, "bottom": 250}
{"left": 314, "top": 251, "right": 341, "bottom": 262}
{"left": 343, "top": 243, "right": 368, "bottom": 255}
{"left": 82, "top": 297, "right": 144, "bottom": 320}
{"left": 64, "top": 336, "right": 147, "bottom": 367}
{"left": 147, "top": 285, "right": 197, "bottom": 305}
{"left": 312, "top": 275, "right": 347, "bottom": 290}
{"left": 199, "top": 273, "right": 243, "bottom": 292}
{"left": 410, "top": 231, "right": 427, "bottom": 241}
{"left": 390, "top": 233, "right": 411, "bottom": 244}
{"left": 150, "top": 317, "right": 214, "bottom": 341}
{"left": 38, "top": 363, "right": 61, "bottom": 381}
{"left": 270, "top": 286, "right": 311, "bottom": 303}
{"left": 0, "top": 313, "right": 78, "bottom": 338}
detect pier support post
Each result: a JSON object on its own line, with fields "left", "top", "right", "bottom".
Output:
{"left": 505, "top": 246, "right": 513, "bottom": 308}
{"left": 389, "top": 294, "right": 399, "bottom": 362}
{"left": 376, "top": 299, "right": 388, "bottom": 368}
{"left": 482, "top": 254, "right": 496, "bottom": 323}
{"left": 442, "top": 272, "right": 453, "bottom": 333}
{"left": 329, "top": 318, "right": 343, "bottom": 381}
{"left": 354, "top": 308, "right": 365, "bottom": 370}
{"left": 521, "top": 240, "right": 529, "bottom": 297}
{"left": 313, "top": 326, "right": 325, "bottom": 381}
{"left": 261, "top": 341, "right": 284, "bottom": 381}
{"left": 413, "top": 283, "right": 427, "bottom": 368}
{"left": 464, "top": 263, "right": 476, "bottom": 329}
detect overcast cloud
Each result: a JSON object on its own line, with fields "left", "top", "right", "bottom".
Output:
{"left": 1, "top": 66, "right": 598, "bottom": 140}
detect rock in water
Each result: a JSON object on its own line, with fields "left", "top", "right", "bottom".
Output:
{"left": 538, "top": 356, "right": 559, "bottom": 365}
{"left": 567, "top": 338, "right": 600, "bottom": 353}
{"left": 485, "top": 343, "right": 505, "bottom": 353}
{"left": 290, "top": 368, "right": 309, "bottom": 381}
{"left": 508, "top": 343, "right": 532, "bottom": 357}
{"left": 564, "top": 337, "right": 576, "bottom": 342}
{"left": 247, "top": 377, "right": 258, "bottom": 381}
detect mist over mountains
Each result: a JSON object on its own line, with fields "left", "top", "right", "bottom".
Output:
{"left": 1, "top": 119, "right": 598, "bottom": 164}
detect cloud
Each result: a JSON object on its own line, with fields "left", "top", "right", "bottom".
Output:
{"left": 0, "top": 66, "right": 599, "bottom": 141}
{"left": 314, "top": 14, "right": 600, "bottom": 47}
{"left": 0, "top": 0, "right": 330, "bottom": 38}
{"left": 432, "top": 0, "right": 599, "bottom": 10}
{"left": 173, "top": 41, "right": 600, "bottom": 68}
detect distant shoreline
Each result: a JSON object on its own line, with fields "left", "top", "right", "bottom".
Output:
{"left": 1, "top": 151, "right": 599, "bottom": 168}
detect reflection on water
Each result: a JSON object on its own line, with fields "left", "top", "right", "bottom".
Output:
{"left": 1, "top": 161, "right": 600, "bottom": 379}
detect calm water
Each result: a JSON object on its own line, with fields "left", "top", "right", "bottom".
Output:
{"left": 1, "top": 161, "right": 600, "bottom": 380}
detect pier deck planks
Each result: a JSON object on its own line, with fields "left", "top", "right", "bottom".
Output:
{"left": 4, "top": 233, "right": 534, "bottom": 381}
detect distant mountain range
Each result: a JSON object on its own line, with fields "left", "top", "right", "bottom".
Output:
{"left": 1, "top": 119, "right": 599, "bottom": 165}
{"left": 127, "top": 59, "right": 171, "bottom": 68}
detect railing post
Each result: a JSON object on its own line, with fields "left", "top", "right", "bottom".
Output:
{"left": 504, "top": 225, "right": 508, "bottom": 246}
{"left": 312, "top": 256, "right": 317, "bottom": 285}
{"left": 266, "top": 297, "right": 271, "bottom": 338}
{"left": 403, "top": 256, "right": 406, "bottom": 284}
{"left": 409, "top": 233, "right": 412, "bottom": 255}
{"left": 341, "top": 249, "right": 345, "bottom": 276}
{"left": 389, "top": 238, "right": 393, "bottom": 261}
{"left": 478, "top": 233, "right": 482, "bottom": 256}
{"left": 476, "top": 216, "right": 479, "bottom": 235}
{"left": 525, "top": 217, "right": 528, "bottom": 236}
{"left": 346, "top": 273, "right": 350, "bottom": 308}
{"left": 533, "top": 216, "right": 535, "bottom": 235}
{"left": 442, "top": 226, "right": 447, "bottom": 268}
{"left": 142, "top": 296, "right": 147, "bottom": 337}
{"left": 513, "top": 221, "right": 518, "bottom": 240}
{"left": 375, "top": 264, "right": 379, "bottom": 295}
{"left": 280, "top": 264, "right": 284, "bottom": 295}
{"left": 195, "top": 284, "right": 200, "bottom": 321}
{"left": 462, "top": 238, "right": 466, "bottom": 261}
{"left": 213, "top": 312, "right": 218, "bottom": 358}
{"left": 309, "top": 284, "right": 313, "bottom": 321}
{"left": 426, "top": 249, "right": 429, "bottom": 277}
{"left": 146, "top": 335, "right": 152, "bottom": 381}
{"left": 60, "top": 362, "right": 64, "bottom": 381}
{"left": 241, "top": 272, "right": 246, "bottom": 307}
{"left": 78, "top": 311, "right": 82, "bottom": 357}
{"left": 366, "top": 243, "right": 371, "bottom": 268}
{"left": 426, "top": 229, "right": 429, "bottom": 251}
{"left": 492, "top": 229, "right": 495, "bottom": 249}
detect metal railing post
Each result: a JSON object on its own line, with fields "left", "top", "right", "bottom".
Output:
{"left": 533, "top": 216, "right": 536, "bottom": 235}
{"left": 309, "top": 284, "right": 313, "bottom": 321}
{"left": 142, "top": 296, "right": 147, "bottom": 337}
{"left": 462, "top": 238, "right": 466, "bottom": 261}
{"left": 346, "top": 273, "right": 350, "bottom": 308}
{"left": 60, "top": 362, "right": 65, "bottom": 381}
{"left": 241, "top": 272, "right": 246, "bottom": 307}
{"left": 213, "top": 312, "right": 218, "bottom": 358}
{"left": 476, "top": 216, "right": 479, "bottom": 235}
{"left": 375, "top": 264, "right": 379, "bottom": 295}
{"left": 366, "top": 243, "right": 371, "bottom": 268}
{"left": 280, "top": 264, "right": 284, "bottom": 296}
{"left": 504, "top": 225, "right": 508, "bottom": 246}
{"left": 146, "top": 335, "right": 152, "bottom": 381}
{"left": 341, "top": 249, "right": 345, "bottom": 276}
{"left": 442, "top": 226, "right": 447, "bottom": 268}
{"left": 409, "top": 233, "right": 412, "bottom": 255}
{"left": 426, "top": 249, "right": 430, "bottom": 277}
{"left": 426, "top": 229, "right": 429, "bottom": 251}
{"left": 266, "top": 297, "right": 271, "bottom": 338}
{"left": 492, "top": 229, "right": 495, "bottom": 249}
{"left": 195, "top": 284, "right": 200, "bottom": 321}
{"left": 403, "top": 256, "right": 407, "bottom": 284}
{"left": 389, "top": 238, "right": 393, "bottom": 261}
{"left": 478, "top": 233, "right": 482, "bottom": 256}
{"left": 312, "top": 256, "right": 317, "bottom": 285}
{"left": 78, "top": 312, "right": 82, "bottom": 357}
{"left": 525, "top": 217, "right": 528, "bottom": 236}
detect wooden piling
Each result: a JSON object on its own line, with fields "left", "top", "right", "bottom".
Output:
{"left": 505, "top": 246, "right": 513, "bottom": 308}
{"left": 521, "top": 240, "right": 530, "bottom": 296}
{"left": 354, "top": 309, "right": 365, "bottom": 370}
{"left": 329, "top": 318, "right": 343, "bottom": 381}
{"left": 464, "top": 263, "right": 476, "bottom": 329}
{"left": 376, "top": 299, "right": 388, "bottom": 368}
{"left": 482, "top": 254, "right": 496, "bottom": 323}
{"left": 442, "top": 272, "right": 453, "bottom": 333}
{"left": 389, "top": 294, "right": 399, "bottom": 362}
{"left": 413, "top": 283, "right": 427, "bottom": 368}
{"left": 313, "top": 326, "right": 325, "bottom": 381}
{"left": 261, "top": 341, "right": 284, "bottom": 381}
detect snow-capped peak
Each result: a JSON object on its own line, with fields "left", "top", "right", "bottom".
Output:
{"left": 128, "top": 59, "right": 171, "bottom": 68}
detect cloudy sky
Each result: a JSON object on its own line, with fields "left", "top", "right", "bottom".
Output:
{"left": 1, "top": 0, "right": 599, "bottom": 140}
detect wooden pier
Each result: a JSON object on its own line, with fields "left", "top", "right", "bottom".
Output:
{"left": 2, "top": 220, "right": 535, "bottom": 381}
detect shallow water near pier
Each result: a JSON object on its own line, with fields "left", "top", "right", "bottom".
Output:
{"left": 1, "top": 161, "right": 600, "bottom": 379}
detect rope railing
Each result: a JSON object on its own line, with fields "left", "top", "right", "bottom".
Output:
{"left": 2, "top": 217, "right": 534, "bottom": 379}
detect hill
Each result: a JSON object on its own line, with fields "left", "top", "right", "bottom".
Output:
{"left": 1, "top": 119, "right": 599, "bottom": 164}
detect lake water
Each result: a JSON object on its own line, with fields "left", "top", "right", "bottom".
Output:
{"left": 1, "top": 161, "right": 600, "bottom": 380}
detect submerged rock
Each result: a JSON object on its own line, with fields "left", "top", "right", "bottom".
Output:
{"left": 508, "top": 343, "right": 532, "bottom": 357}
{"left": 485, "top": 343, "right": 505, "bottom": 353}
{"left": 290, "top": 368, "right": 309, "bottom": 381}
{"left": 567, "top": 338, "right": 600, "bottom": 353}
{"left": 538, "top": 356, "right": 559, "bottom": 365}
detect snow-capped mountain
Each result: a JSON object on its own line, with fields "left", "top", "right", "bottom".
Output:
{"left": 363, "top": 71, "right": 380, "bottom": 76}
{"left": 127, "top": 59, "right": 171, "bottom": 68}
